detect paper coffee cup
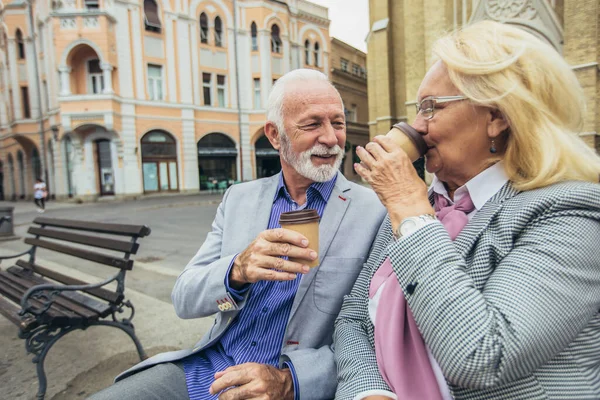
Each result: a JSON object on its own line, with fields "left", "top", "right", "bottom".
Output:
{"left": 385, "top": 122, "right": 428, "bottom": 162}
{"left": 279, "top": 209, "right": 320, "bottom": 268}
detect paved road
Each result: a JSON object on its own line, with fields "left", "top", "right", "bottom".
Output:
{"left": 0, "top": 193, "right": 223, "bottom": 303}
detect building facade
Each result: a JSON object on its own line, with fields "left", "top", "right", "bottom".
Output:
{"left": 330, "top": 37, "right": 369, "bottom": 181}
{"left": 366, "top": 0, "right": 600, "bottom": 156}
{"left": 0, "top": 0, "right": 345, "bottom": 201}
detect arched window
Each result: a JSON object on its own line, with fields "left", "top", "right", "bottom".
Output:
{"left": 304, "top": 40, "right": 310, "bottom": 65}
{"left": 144, "top": 0, "right": 161, "bottom": 33}
{"left": 16, "top": 29, "right": 25, "bottom": 60}
{"left": 255, "top": 135, "right": 280, "bottom": 178}
{"left": 200, "top": 13, "right": 209, "bottom": 44}
{"left": 198, "top": 133, "right": 237, "bottom": 190}
{"left": 214, "top": 16, "right": 223, "bottom": 47}
{"left": 250, "top": 22, "right": 258, "bottom": 51}
{"left": 7, "top": 153, "right": 15, "bottom": 199}
{"left": 17, "top": 150, "right": 25, "bottom": 197}
{"left": 271, "top": 24, "right": 281, "bottom": 54}
{"left": 32, "top": 148, "right": 42, "bottom": 182}
{"left": 314, "top": 42, "right": 320, "bottom": 67}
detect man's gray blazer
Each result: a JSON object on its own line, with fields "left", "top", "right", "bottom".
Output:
{"left": 117, "top": 172, "right": 386, "bottom": 399}
{"left": 335, "top": 181, "right": 600, "bottom": 399}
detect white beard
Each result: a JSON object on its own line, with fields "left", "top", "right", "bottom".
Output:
{"left": 280, "top": 133, "right": 344, "bottom": 182}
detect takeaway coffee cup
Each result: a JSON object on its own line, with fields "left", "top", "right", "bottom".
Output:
{"left": 279, "top": 209, "right": 320, "bottom": 268}
{"left": 385, "top": 122, "right": 428, "bottom": 162}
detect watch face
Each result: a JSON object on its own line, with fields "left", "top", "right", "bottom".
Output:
{"left": 400, "top": 219, "right": 417, "bottom": 236}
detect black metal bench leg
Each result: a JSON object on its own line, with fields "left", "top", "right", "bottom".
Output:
{"left": 94, "top": 320, "right": 148, "bottom": 361}
{"left": 22, "top": 325, "right": 77, "bottom": 400}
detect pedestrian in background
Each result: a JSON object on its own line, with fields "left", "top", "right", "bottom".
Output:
{"left": 33, "top": 178, "right": 47, "bottom": 213}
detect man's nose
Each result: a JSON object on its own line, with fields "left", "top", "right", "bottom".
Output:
{"left": 318, "top": 122, "right": 339, "bottom": 146}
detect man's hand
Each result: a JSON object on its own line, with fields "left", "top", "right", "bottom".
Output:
{"left": 229, "top": 228, "right": 317, "bottom": 289}
{"left": 209, "top": 363, "right": 294, "bottom": 400}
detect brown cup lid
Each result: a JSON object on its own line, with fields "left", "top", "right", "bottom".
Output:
{"left": 279, "top": 209, "right": 320, "bottom": 225}
{"left": 393, "top": 122, "right": 428, "bottom": 158}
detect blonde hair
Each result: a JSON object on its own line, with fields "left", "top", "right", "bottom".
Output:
{"left": 432, "top": 20, "right": 600, "bottom": 190}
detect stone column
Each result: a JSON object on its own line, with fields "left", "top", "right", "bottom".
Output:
{"left": 182, "top": 108, "right": 200, "bottom": 191}
{"left": 101, "top": 63, "right": 114, "bottom": 94}
{"left": 59, "top": 66, "right": 72, "bottom": 96}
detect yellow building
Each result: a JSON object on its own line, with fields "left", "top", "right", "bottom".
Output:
{"left": 0, "top": 0, "right": 341, "bottom": 200}
{"left": 367, "top": 0, "right": 599, "bottom": 155}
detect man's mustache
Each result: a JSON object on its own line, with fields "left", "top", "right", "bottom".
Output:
{"left": 308, "top": 145, "right": 343, "bottom": 156}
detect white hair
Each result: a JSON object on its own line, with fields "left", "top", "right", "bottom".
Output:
{"left": 266, "top": 68, "right": 343, "bottom": 135}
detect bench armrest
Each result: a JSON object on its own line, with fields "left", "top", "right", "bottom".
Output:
{"left": 0, "top": 248, "right": 34, "bottom": 263}
{"left": 20, "top": 270, "right": 121, "bottom": 317}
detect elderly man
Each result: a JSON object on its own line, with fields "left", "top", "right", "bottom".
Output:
{"left": 91, "top": 69, "right": 386, "bottom": 400}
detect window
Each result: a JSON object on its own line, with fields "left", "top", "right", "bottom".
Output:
{"left": 314, "top": 42, "right": 320, "bottom": 67}
{"left": 200, "top": 13, "right": 208, "bottom": 44}
{"left": 345, "top": 104, "right": 357, "bottom": 122}
{"left": 361, "top": 67, "right": 367, "bottom": 78}
{"left": 43, "top": 81, "right": 49, "bottom": 112}
{"left": 340, "top": 58, "right": 348, "bottom": 72}
{"left": 352, "top": 63, "right": 360, "bottom": 76}
{"left": 16, "top": 30, "right": 25, "bottom": 60}
{"left": 202, "top": 73, "right": 212, "bottom": 106}
{"left": 8, "top": 89, "right": 14, "bottom": 120}
{"left": 21, "top": 86, "right": 30, "bottom": 119}
{"left": 253, "top": 78, "right": 261, "bottom": 109}
{"left": 217, "top": 75, "right": 226, "bottom": 107}
{"left": 87, "top": 59, "right": 104, "bottom": 94}
{"left": 85, "top": 0, "right": 99, "bottom": 9}
{"left": 271, "top": 24, "right": 281, "bottom": 54}
{"left": 304, "top": 40, "right": 310, "bottom": 65}
{"left": 144, "top": 0, "right": 161, "bottom": 33}
{"left": 214, "top": 16, "right": 223, "bottom": 47}
{"left": 147, "top": 64, "right": 163, "bottom": 100}
{"left": 251, "top": 22, "right": 258, "bottom": 51}
{"left": 38, "top": 24, "right": 44, "bottom": 55}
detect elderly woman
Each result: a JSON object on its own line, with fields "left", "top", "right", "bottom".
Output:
{"left": 334, "top": 21, "right": 600, "bottom": 400}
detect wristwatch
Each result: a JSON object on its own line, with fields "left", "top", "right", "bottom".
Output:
{"left": 393, "top": 214, "right": 437, "bottom": 239}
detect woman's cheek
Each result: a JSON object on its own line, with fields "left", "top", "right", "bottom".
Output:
{"left": 425, "top": 148, "right": 443, "bottom": 173}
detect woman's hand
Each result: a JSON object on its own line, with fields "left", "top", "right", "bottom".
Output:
{"left": 355, "top": 135, "right": 434, "bottom": 229}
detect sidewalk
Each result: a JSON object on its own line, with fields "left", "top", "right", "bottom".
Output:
{"left": 0, "top": 248, "right": 214, "bottom": 400}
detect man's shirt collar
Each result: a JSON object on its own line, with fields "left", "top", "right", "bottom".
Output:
{"left": 274, "top": 172, "right": 338, "bottom": 205}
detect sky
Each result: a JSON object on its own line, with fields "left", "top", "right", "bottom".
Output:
{"left": 306, "top": 0, "right": 370, "bottom": 53}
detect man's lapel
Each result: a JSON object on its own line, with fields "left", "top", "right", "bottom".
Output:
{"left": 288, "top": 173, "right": 352, "bottom": 321}
{"left": 247, "top": 174, "right": 281, "bottom": 244}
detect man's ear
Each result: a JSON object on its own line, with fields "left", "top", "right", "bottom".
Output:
{"left": 487, "top": 108, "right": 509, "bottom": 139}
{"left": 264, "top": 122, "right": 281, "bottom": 150}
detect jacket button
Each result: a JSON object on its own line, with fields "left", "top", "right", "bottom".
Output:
{"left": 406, "top": 283, "right": 417, "bottom": 295}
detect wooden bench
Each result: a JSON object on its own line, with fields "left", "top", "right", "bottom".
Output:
{"left": 0, "top": 217, "right": 151, "bottom": 400}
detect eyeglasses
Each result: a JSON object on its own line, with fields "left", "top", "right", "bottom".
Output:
{"left": 415, "top": 95, "right": 467, "bottom": 120}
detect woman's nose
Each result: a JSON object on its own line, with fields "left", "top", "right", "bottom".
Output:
{"left": 411, "top": 114, "right": 428, "bottom": 136}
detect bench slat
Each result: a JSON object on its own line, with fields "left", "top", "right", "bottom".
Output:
{"left": 9, "top": 265, "right": 113, "bottom": 317}
{"left": 14, "top": 261, "right": 122, "bottom": 304}
{"left": 0, "top": 296, "right": 24, "bottom": 326}
{"left": 24, "top": 238, "right": 133, "bottom": 270}
{"left": 0, "top": 270, "right": 98, "bottom": 319}
{"left": 0, "top": 277, "right": 74, "bottom": 319}
{"left": 27, "top": 227, "right": 140, "bottom": 254}
{"left": 33, "top": 217, "right": 151, "bottom": 238}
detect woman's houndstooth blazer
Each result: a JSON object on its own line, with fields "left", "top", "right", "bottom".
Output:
{"left": 334, "top": 180, "right": 600, "bottom": 400}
